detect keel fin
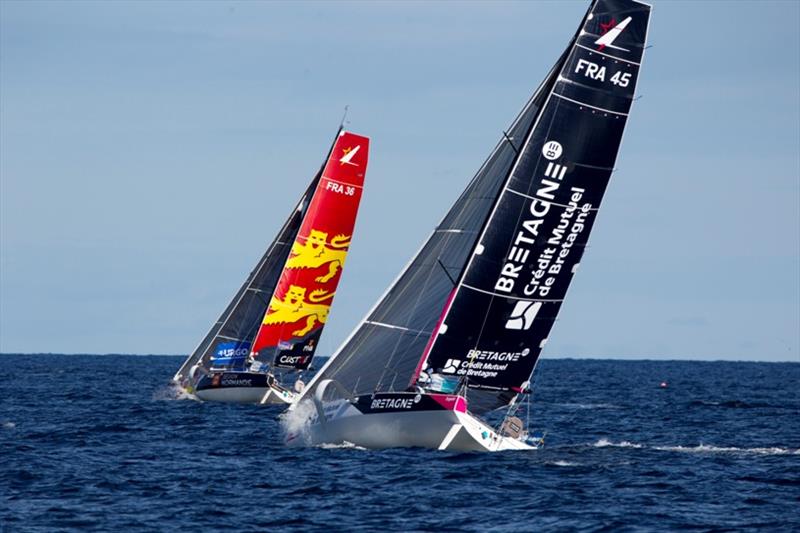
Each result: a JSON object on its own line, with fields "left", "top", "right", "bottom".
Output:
{"left": 259, "top": 389, "right": 273, "bottom": 405}
{"left": 438, "top": 424, "right": 463, "bottom": 450}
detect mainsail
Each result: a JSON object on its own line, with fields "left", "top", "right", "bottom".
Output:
{"left": 297, "top": 0, "right": 650, "bottom": 415}
{"left": 251, "top": 132, "right": 369, "bottom": 371}
{"left": 173, "top": 129, "right": 341, "bottom": 383}
{"left": 419, "top": 0, "right": 650, "bottom": 414}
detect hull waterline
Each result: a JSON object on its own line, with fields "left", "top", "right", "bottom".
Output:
{"left": 287, "top": 380, "right": 537, "bottom": 452}
{"left": 192, "top": 371, "right": 295, "bottom": 405}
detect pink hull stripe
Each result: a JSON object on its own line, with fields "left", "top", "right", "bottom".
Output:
{"left": 430, "top": 394, "right": 467, "bottom": 413}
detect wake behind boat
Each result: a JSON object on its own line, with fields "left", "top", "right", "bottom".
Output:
{"left": 174, "top": 128, "right": 370, "bottom": 404}
{"left": 288, "top": 0, "right": 651, "bottom": 450}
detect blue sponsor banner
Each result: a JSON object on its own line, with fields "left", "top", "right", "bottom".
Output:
{"left": 211, "top": 341, "right": 251, "bottom": 368}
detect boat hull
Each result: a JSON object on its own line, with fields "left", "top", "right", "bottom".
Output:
{"left": 193, "top": 371, "right": 295, "bottom": 405}
{"left": 288, "top": 380, "right": 536, "bottom": 452}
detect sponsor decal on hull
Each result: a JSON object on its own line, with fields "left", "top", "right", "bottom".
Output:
{"left": 196, "top": 372, "right": 273, "bottom": 391}
{"left": 354, "top": 393, "right": 466, "bottom": 415}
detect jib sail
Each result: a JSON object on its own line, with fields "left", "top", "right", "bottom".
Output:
{"left": 250, "top": 131, "right": 369, "bottom": 371}
{"left": 419, "top": 0, "right": 651, "bottom": 415}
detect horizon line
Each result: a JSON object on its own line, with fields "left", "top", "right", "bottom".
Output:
{"left": 0, "top": 352, "right": 796, "bottom": 364}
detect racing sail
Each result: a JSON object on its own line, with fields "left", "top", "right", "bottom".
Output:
{"left": 173, "top": 129, "right": 341, "bottom": 384}
{"left": 251, "top": 132, "right": 369, "bottom": 371}
{"left": 296, "top": 0, "right": 650, "bottom": 414}
{"left": 419, "top": 0, "right": 651, "bottom": 414}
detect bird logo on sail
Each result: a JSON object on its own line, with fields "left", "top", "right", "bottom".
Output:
{"left": 339, "top": 145, "right": 361, "bottom": 166}
{"left": 594, "top": 16, "right": 632, "bottom": 52}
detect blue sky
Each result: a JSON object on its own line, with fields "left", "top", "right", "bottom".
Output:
{"left": 1, "top": 1, "right": 798, "bottom": 361}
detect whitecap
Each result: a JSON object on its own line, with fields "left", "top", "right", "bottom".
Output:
{"left": 548, "top": 460, "right": 580, "bottom": 467}
{"left": 592, "top": 438, "right": 643, "bottom": 448}
{"left": 653, "top": 444, "right": 799, "bottom": 455}
{"left": 558, "top": 403, "right": 619, "bottom": 409}
{"left": 317, "top": 441, "right": 368, "bottom": 451}
{"left": 279, "top": 399, "right": 317, "bottom": 447}
{"left": 2, "top": 421, "right": 15, "bottom": 429}
{"left": 152, "top": 381, "right": 199, "bottom": 401}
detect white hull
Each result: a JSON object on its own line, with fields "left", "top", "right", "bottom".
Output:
{"left": 193, "top": 384, "right": 295, "bottom": 405}
{"left": 287, "top": 380, "right": 537, "bottom": 452}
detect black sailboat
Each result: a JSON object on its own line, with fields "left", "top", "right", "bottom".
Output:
{"left": 289, "top": 0, "right": 651, "bottom": 450}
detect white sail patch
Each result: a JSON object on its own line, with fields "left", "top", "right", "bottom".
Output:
{"left": 494, "top": 148, "right": 593, "bottom": 301}
{"left": 446, "top": 348, "right": 531, "bottom": 380}
{"left": 524, "top": 191, "right": 592, "bottom": 298}
{"left": 494, "top": 155, "right": 571, "bottom": 295}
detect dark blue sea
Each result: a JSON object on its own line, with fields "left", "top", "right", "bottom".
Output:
{"left": 1, "top": 355, "right": 798, "bottom": 531}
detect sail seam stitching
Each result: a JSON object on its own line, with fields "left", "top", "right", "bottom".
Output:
{"left": 574, "top": 43, "right": 641, "bottom": 65}
{"left": 462, "top": 283, "right": 564, "bottom": 303}
{"left": 505, "top": 188, "right": 600, "bottom": 210}
{"left": 321, "top": 176, "right": 364, "bottom": 189}
{"left": 365, "top": 320, "right": 431, "bottom": 336}
{"left": 553, "top": 93, "right": 629, "bottom": 116}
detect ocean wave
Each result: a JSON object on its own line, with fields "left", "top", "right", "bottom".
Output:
{"left": 593, "top": 438, "right": 644, "bottom": 448}
{"left": 151, "top": 382, "right": 198, "bottom": 401}
{"left": 316, "top": 441, "right": 367, "bottom": 451}
{"left": 688, "top": 400, "right": 782, "bottom": 409}
{"left": 653, "top": 444, "right": 800, "bottom": 455}
{"left": 279, "top": 399, "right": 316, "bottom": 447}
{"left": 548, "top": 460, "right": 580, "bottom": 467}
{"left": 557, "top": 403, "right": 620, "bottom": 410}
{"left": 590, "top": 439, "right": 798, "bottom": 455}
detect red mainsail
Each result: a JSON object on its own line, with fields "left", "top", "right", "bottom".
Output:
{"left": 251, "top": 131, "right": 369, "bottom": 370}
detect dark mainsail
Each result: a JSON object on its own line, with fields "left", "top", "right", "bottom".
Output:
{"left": 420, "top": 0, "right": 651, "bottom": 414}
{"left": 297, "top": 0, "right": 651, "bottom": 416}
{"left": 173, "top": 132, "right": 340, "bottom": 384}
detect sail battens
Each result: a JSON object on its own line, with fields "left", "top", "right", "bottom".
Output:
{"left": 552, "top": 92, "right": 629, "bottom": 116}
{"left": 321, "top": 176, "right": 364, "bottom": 190}
{"left": 217, "top": 335, "right": 247, "bottom": 342}
{"left": 365, "top": 321, "right": 431, "bottom": 336}
{"left": 573, "top": 162, "right": 616, "bottom": 171}
{"left": 461, "top": 283, "right": 565, "bottom": 303}
{"left": 574, "top": 43, "right": 641, "bottom": 66}
{"left": 505, "top": 187, "right": 601, "bottom": 211}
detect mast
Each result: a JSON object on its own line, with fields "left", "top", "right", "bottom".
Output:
{"left": 419, "top": 0, "right": 652, "bottom": 415}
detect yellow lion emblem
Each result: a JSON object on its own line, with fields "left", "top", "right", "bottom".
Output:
{"left": 263, "top": 284, "right": 334, "bottom": 337}
{"left": 285, "top": 229, "right": 350, "bottom": 283}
